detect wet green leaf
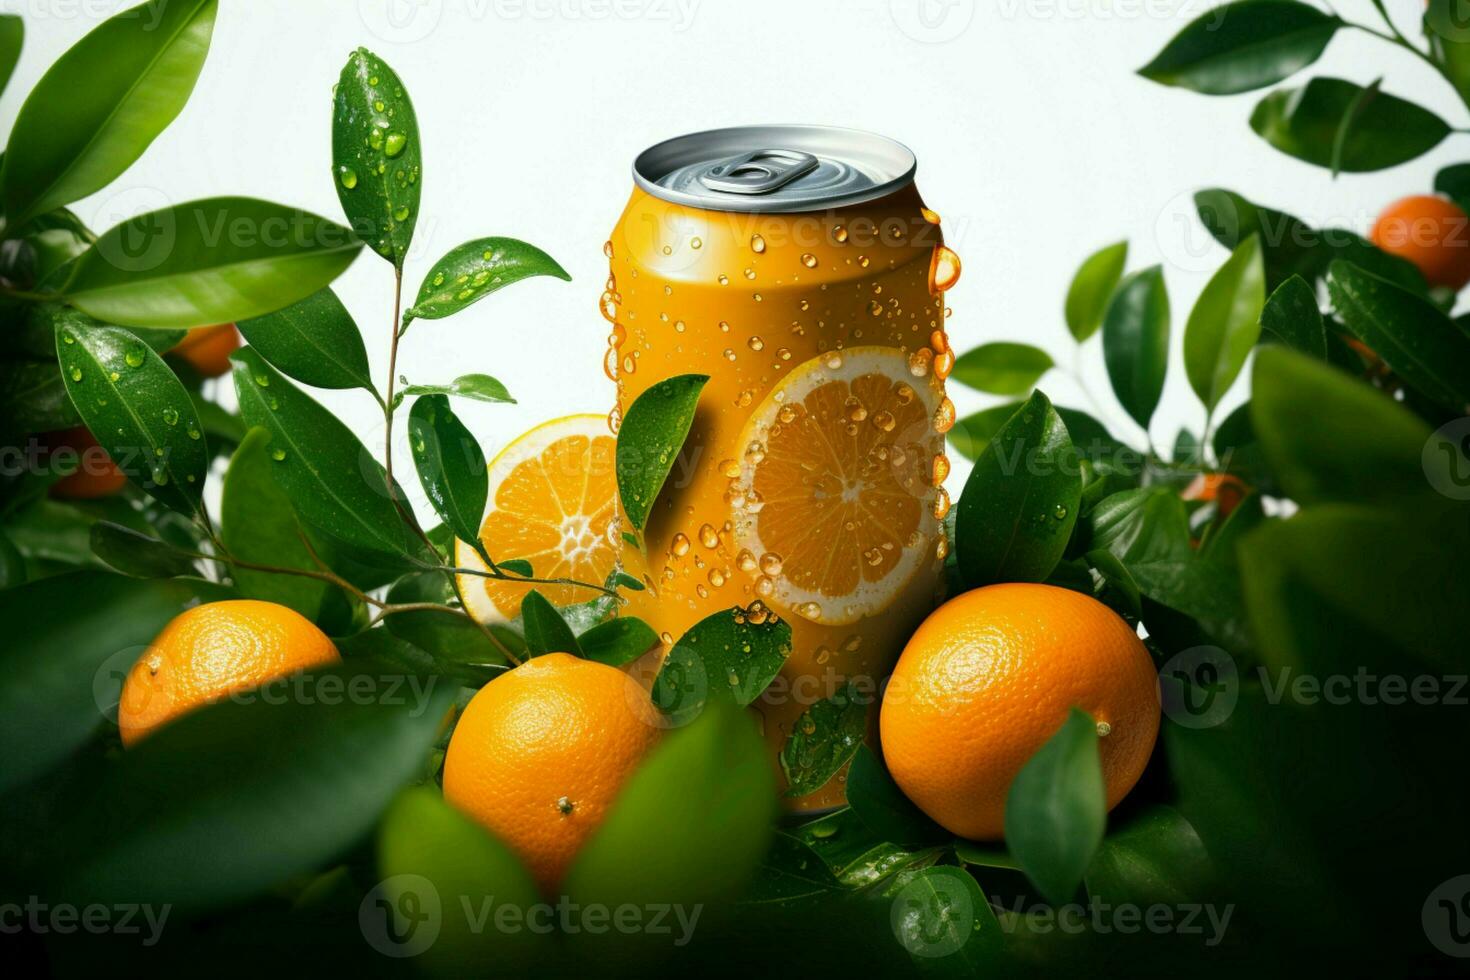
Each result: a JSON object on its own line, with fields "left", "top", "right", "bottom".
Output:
{"left": 954, "top": 390, "right": 1082, "bottom": 588}
{"left": 1084, "top": 805, "right": 1214, "bottom": 906}
{"left": 331, "top": 48, "right": 421, "bottom": 268}
{"left": 651, "top": 604, "right": 791, "bottom": 723}
{"left": 780, "top": 681, "right": 869, "bottom": 798}
{"left": 1259, "top": 274, "right": 1326, "bottom": 359}
{"left": 408, "top": 394, "right": 488, "bottom": 561}
{"left": 1, "top": 0, "right": 215, "bottom": 226}
{"left": 237, "top": 287, "right": 373, "bottom": 391}
{"left": 56, "top": 320, "right": 208, "bottom": 515}
{"left": 405, "top": 237, "right": 570, "bottom": 324}
{"left": 231, "top": 347, "right": 419, "bottom": 563}
{"left": 0, "top": 16, "right": 20, "bottom": 100}
{"left": 397, "top": 373, "right": 514, "bottom": 408}
{"left": 615, "top": 373, "right": 708, "bottom": 530}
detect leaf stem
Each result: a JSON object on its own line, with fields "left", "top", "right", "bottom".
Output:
{"left": 443, "top": 568, "right": 522, "bottom": 667}
{"left": 383, "top": 265, "right": 405, "bottom": 495}
{"left": 438, "top": 562, "right": 619, "bottom": 599}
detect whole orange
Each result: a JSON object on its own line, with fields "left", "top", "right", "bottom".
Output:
{"left": 1369, "top": 194, "right": 1470, "bottom": 290}
{"left": 118, "top": 599, "right": 339, "bottom": 745}
{"left": 443, "top": 653, "right": 661, "bottom": 894}
{"left": 169, "top": 324, "right": 240, "bottom": 378}
{"left": 45, "top": 426, "right": 127, "bottom": 499}
{"left": 879, "top": 583, "right": 1159, "bottom": 840}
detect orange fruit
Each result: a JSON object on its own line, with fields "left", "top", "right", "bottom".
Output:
{"left": 1369, "top": 194, "right": 1470, "bottom": 290}
{"left": 118, "top": 599, "right": 339, "bottom": 745}
{"left": 730, "top": 345, "right": 945, "bottom": 625}
{"left": 456, "top": 415, "right": 618, "bottom": 622}
{"left": 1181, "top": 472, "right": 1248, "bottom": 518}
{"left": 169, "top": 324, "right": 240, "bottom": 378}
{"left": 45, "top": 426, "right": 127, "bottom": 499}
{"left": 442, "top": 652, "right": 661, "bottom": 894}
{"left": 879, "top": 583, "right": 1159, "bottom": 840}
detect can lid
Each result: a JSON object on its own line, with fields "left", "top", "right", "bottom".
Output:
{"left": 633, "top": 125, "right": 917, "bottom": 213}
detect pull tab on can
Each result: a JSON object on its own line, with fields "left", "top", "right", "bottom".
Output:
{"left": 697, "top": 149, "right": 819, "bottom": 195}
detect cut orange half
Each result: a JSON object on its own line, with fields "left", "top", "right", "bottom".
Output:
{"left": 732, "top": 346, "right": 945, "bottom": 625}
{"left": 456, "top": 414, "right": 619, "bottom": 623}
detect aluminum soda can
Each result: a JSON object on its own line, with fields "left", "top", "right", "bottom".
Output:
{"left": 604, "top": 126, "right": 961, "bottom": 809}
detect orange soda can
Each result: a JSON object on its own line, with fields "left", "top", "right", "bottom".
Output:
{"left": 603, "top": 127, "right": 961, "bottom": 810}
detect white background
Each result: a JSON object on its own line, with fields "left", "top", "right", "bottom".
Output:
{"left": 3, "top": 0, "right": 1463, "bottom": 508}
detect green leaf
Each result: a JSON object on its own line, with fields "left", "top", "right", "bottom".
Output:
{"left": 615, "top": 373, "right": 708, "bottom": 530}
{"left": 331, "top": 48, "right": 421, "bottom": 268}
{"left": 950, "top": 342, "right": 1054, "bottom": 395}
{"left": 52, "top": 661, "right": 454, "bottom": 911}
{"left": 220, "top": 428, "right": 333, "bottom": 621}
{"left": 520, "top": 589, "right": 582, "bottom": 657}
{"left": 1434, "top": 161, "right": 1470, "bottom": 212}
{"left": 63, "top": 197, "right": 363, "bottom": 329}
{"left": 405, "top": 237, "right": 570, "bottom": 324}
{"left": 89, "top": 520, "right": 197, "bottom": 578}
{"left": 651, "top": 604, "right": 792, "bottom": 723}
{"left": 779, "top": 681, "right": 869, "bottom": 798}
{"left": 1249, "top": 77, "right": 1449, "bottom": 173}
{"left": 408, "top": 395, "right": 488, "bottom": 562}
{"left": 1064, "top": 240, "right": 1128, "bottom": 342}
{"left": 1326, "top": 260, "right": 1470, "bottom": 409}
{"left": 846, "top": 745, "right": 948, "bottom": 846}
{"left": 1259, "top": 274, "right": 1326, "bottom": 359}
{"left": 385, "top": 571, "right": 510, "bottom": 669}
{"left": 889, "top": 866, "right": 1001, "bottom": 970}
{"left": 236, "top": 287, "right": 373, "bottom": 391}
{"left": 376, "top": 787, "right": 544, "bottom": 973}
{"left": 56, "top": 321, "right": 208, "bottom": 515}
{"left": 1004, "top": 708, "right": 1105, "bottom": 906}
{"left": 497, "top": 558, "right": 533, "bottom": 577}
{"left": 744, "top": 832, "right": 843, "bottom": 908}
{"left": 954, "top": 390, "right": 1082, "bottom": 588}
{"left": 0, "top": 571, "right": 230, "bottom": 795}
{"left": 397, "top": 373, "right": 514, "bottom": 407}
{"left": 1138, "top": 0, "right": 1339, "bottom": 95}
{"left": 948, "top": 403, "right": 1020, "bottom": 462}
{"left": 1, "top": 0, "right": 216, "bottom": 226}
{"left": 1084, "top": 805, "right": 1214, "bottom": 906}
{"left": 1194, "top": 187, "right": 1426, "bottom": 292}
{"left": 1328, "top": 76, "right": 1382, "bottom": 178}
{"left": 0, "top": 527, "right": 23, "bottom": 588}
{"left": 1250, "top": 347, "right": 1433, "bottom": 506}
{"left": 565, "top": 700, "right": 775, "bottom": 908}
{"left": 0, "top": 15, "right": 22, "bottom": 100}
{"left": 231, "top": 347, "right": 419, "bottom": 563}
{"left": 0, "top": 358, "right": 79, "bottom": 440}
{"left": 1183, "top": 234, "right": 1266, "bottom": 409}
{"left": 1101, "top": 266, "right": 1170, "bottom": 429}
{"left": 577, "top": 616, "right": 658, "bottom": 667}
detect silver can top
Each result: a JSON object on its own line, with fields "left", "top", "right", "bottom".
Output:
{"left": 633, "top": 125, "right": 917, "bottom": 213}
